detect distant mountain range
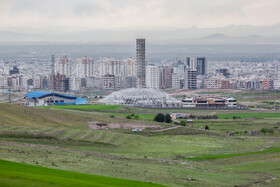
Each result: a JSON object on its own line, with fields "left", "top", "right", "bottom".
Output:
{"left": 1, "top": 23, "right": 280, "bottom": 44}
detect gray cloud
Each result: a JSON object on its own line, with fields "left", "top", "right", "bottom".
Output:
{"left": 0, "top": 0, "right": 279, "bottom": 32}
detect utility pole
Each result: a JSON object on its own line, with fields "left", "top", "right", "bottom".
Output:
{"left": 8, "top": 86, "right": 11, "bottom": 104}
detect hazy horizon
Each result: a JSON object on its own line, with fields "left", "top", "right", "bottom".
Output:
{"left": 1, "top": 0, "right": 280, "bottom": 42}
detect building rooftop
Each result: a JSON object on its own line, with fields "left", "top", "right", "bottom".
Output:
{"left": 25, "top": 91, "right": 77, "bottom": 100}
{"left": 100, "top": 88, "right": 181, "bottom": 106}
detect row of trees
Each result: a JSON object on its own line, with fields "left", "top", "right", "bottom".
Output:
{"left": 154, "top": 113, "right": 172, "bottom": 123}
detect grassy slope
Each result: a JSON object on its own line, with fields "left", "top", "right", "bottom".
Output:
{"left": 0, "top": 103, "right": 135, "bottom": 128}
{"left": 1, "top": 103, "right": 280, "bottom": 186}
{"left": 0, "top": 159, "right": 162, "bottom": 187}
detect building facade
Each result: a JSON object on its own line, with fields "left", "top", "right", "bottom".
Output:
{"left": 146, "top": 65, "right": 159, "bottom": 89}
{"left": 136, "top": 39, "right": 146, "bottom": 88}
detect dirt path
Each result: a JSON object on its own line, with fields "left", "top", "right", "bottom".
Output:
{"left": 149, "top": 126, "right": 180, "bottom": 132}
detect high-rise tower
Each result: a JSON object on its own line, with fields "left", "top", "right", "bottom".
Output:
{"left": 51, "top": 55, "right": 55, "bottom": 74}
{"left": 136, "top": 38, "right": 146, "bottom": 88}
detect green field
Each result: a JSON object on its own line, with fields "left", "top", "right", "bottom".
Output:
{"left": 0, "top": 159, "right": 162, "bottom": 187}
{"left": 217, "top": 112, "right": 280, "bottom": 119}
{"left": 1, "top": 103, "right": 280, "bottom": 186}
{"left": 43, "top": 104, "right": 123, "bottom": 111}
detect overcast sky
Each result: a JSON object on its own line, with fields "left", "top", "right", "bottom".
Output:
{"left": 1, "top": 0, "right": 280, "bottom": 32}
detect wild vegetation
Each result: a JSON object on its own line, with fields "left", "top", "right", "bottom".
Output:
{"left": 1, "top": 103, "right": 280, "bottom": 186}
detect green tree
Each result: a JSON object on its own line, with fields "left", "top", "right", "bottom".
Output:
{"left": 165, "top": 114, "right": 172, "bottom": 123}
{"left": 154, "top": 113, "right": 165, "bottom": 122}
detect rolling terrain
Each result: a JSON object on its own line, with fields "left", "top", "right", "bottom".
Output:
{"left": 0, "top": 103, "right": 280, "bottom": 186}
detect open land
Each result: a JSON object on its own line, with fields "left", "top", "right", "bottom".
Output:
{"left": 0, "top": 100, "right": 280, "bottom": 186}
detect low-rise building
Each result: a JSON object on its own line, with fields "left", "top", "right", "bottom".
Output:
{"left": 182, "top": 97, "right": 237, "bottom": 108}
{"left": 25, "top": 91, "right": 87, "bottom": 106}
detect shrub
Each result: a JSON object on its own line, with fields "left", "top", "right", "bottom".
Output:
{"left": 179, "top": 121, "right": 186, "bottom": 126}
{"left": 134, "top": 115, "right": 139, "bottom": 120}
{"left": 260, "top": 128, "right": 274, "bottom": 134}
{"left": 126, "top": 115, "right": 132, "bottom": 119}
{"left": 165, "top": 114, "right": 172, "bottom": 123}
{"left": 154, "top": 113, "right": 165, "bottom": 122}
{"left": 110, "top": 115, "right": 115, "bottom": 118}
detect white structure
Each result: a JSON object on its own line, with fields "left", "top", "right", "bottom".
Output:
{"left": 99, "top": 57, "right": 136, "bottom": 78}
{"left": 171, "top": 73, "right": 180, "bottom": 89}
{"left": 182, "top": 97, "right": 237, "bottom": 108}
{"left": 122, "top": 58, "right": 136, "bottom": 77}
{"left": 70, "top": 77, "right": 81, "bottom": 91}
{"left": 274, "top": 79, "right": 280, "bottom": 90}
{"left": 189, "top": 58, "right": 197, "bottom": 69}
{"left": 175, "top": 60, "right": 186, "bottom": 78}
{"left": 146, "top": 65, "right": 159, "bottom": 89}
{"left": 54, "top": 56, "right": 72, "bottom": 77}
{"left": 99, "top": 58, "right": 122, "bottom": 77}
{"left": 0, "top": 76, "right": 7, "bottom": 88}
{"left": 100, "top": 88, "right": 181, "bottom": 107}
{"left": 75, "top": 57, "right": 94, "bottom": 78}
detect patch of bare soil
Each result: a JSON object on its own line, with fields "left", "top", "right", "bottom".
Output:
{"left": 88, "top": 122, "right": 161, "bottom": 130}
{"left": 149, "top": 126, "right": 180, "bottom": 132}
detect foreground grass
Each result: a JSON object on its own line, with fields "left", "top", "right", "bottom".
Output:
{"left": 1, "top": 103, "right": 280, "bottom": 186}
{"left": 0, "top": 159, "right": 162, "bottom": 187}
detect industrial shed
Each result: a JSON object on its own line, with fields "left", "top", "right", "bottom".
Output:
{"left": 25, "top": 91, "right": 87, "bottom": 106}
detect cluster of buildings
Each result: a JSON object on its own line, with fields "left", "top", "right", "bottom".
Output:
{"left": 0, "top": 39, "right": 280, "bottom": 93}
{"left": 204, "top": 61, "right": 280, "bottom": 90}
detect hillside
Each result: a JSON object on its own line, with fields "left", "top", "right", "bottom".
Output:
{"left": 0, "top": 103, "right": 280, "bottom": 186}
{"left": 0, "top": 159, "right": 162, "bottom": 187}
{"left": 0, "top": 103, "right": 119, "bottom": 128}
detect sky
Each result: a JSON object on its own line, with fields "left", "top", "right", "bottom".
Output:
{"left": 0, "top": 0, "right": 280, "bottom": 33}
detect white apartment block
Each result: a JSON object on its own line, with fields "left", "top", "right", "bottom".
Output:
{"left": 99, "top": 58, "right": 122, "bottom": 77}
{"left": 99, "top": 58, "right": 136, "bottom": 77}
{"left": 122, "top": 58, "right": 136, "bottom": 77}
{"left": 75, "top": 57, "right": 94, "bottom": 78}
{"left": 146, "top": 65, "right": 159, "bottom": 89}
{"left": 171, "top": 73, "right": 180, "bottom": 89}
{"left": 274, "top": 79, "right": 280, "bottom": 90}
{"left": 0, "top": 76, "right": 7, "bottom": 88}
{"left": 70, "top": 77, "right": 81, "bottom": 91}
{"left": 204, "top": 78, "right": 221, "bottom": 89}
{"left": 189, "top": 58, "right": 197, "bottom": 69}
{"left": 54, "top": 56, "right": 72, "bottom": 77}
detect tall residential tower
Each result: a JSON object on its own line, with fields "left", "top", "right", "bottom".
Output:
{"left": 136, "top": 39, "right": 146, "bottom": 88}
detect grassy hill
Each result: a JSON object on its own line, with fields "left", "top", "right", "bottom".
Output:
{"left": 0, "top": 159, "right": 162, "bottom": 187}
{"left": 1, "top": 103, "right": 280, "bottom": 186}
{"left": 0, "top": 103, "right": 129, "bottom": 128}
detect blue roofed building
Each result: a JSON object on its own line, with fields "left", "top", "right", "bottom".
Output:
{"left": 25, "top": 91, "right": 88, "bottom": 106}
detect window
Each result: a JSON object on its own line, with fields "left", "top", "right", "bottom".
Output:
{"left": 197, "top": 101, "right": 207, "bottom": 104}
{"left": 60, "top": 100, "right": 64, "bottom": 103}
{"left": 215, "top": 100, "right": 225, "bottom": 103}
